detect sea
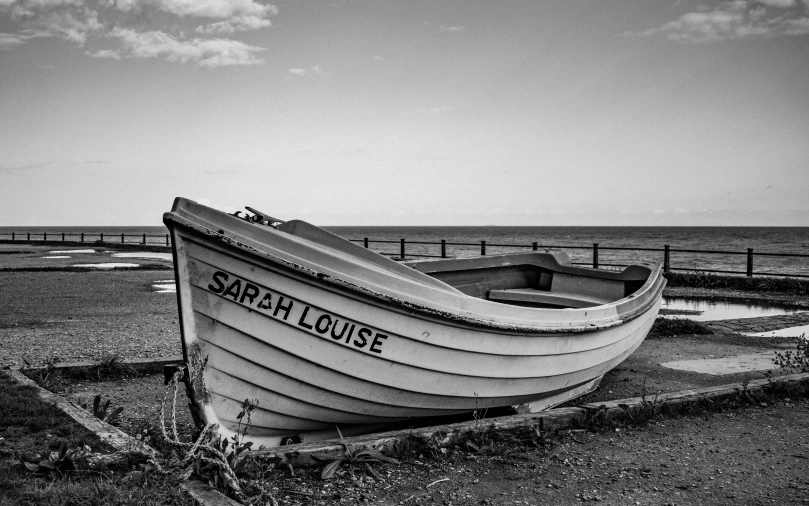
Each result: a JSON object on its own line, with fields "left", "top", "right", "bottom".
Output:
{"left": 1, "top": 226, "right": 808, "bottom": 277}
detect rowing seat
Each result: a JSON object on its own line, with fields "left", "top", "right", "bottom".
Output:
{"left": 488, "top": 273, "right": 626, "bottom": 308}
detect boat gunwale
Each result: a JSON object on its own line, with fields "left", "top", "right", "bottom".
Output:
{"left": 163, "top": 210, "right": 666, "bottom": 334}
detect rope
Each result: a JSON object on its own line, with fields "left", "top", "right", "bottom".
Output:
{"left": 158, "top": 366, "right": 245, "bottom": 498}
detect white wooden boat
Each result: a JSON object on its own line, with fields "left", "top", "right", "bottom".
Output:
{"left": 164, "top": 198, "right": 666, "bottom": 447}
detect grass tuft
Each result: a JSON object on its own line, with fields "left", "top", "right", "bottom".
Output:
{"left": 665, "top": 272, "right": 809, "bottom": 295}
{"left": 648, "top": 317, "right": 713, "bottom": 338}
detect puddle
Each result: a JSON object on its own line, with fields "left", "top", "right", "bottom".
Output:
{"left": 661, "top": 352, "right": 776, "bottom": 375}
{"left": 745, "top": 325, "right": 809, "bottom": 338}
{"left": 74, "top": 263, "right": 140, "bottom": 269}
{"left": 42, "top": 256, "right": 70, "bottom": 259}
{"left": 660, "top": 297, "right": 804, "bottom": 322}
{"left": 49, "top": 249, "right": 95, "bottom": 254}
{"left": 152, "top": 283, "right": 176, "bottom": 293}
{"left": 113, "top": 252, "right": 173, "bottom": 261}
{"left": 151, "top": 279, "right": 177, "bottom": 293}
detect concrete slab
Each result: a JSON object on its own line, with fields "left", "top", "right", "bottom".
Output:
{"left": 661, "top": 352, "right": 777, "bottom": 375}
{"left": 706, "top": 311, "right": 809, "bottom": 334}
{"left": 745, "top": 325, "right": 809, "bottom": 338}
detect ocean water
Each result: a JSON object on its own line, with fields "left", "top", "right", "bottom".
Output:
{"left": 1, "top": 225, "right": 807, "bottom": 276}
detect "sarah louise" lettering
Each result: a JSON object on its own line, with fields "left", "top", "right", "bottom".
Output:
{"left": 207, "top": 270, "right": 388, "bottom": 354}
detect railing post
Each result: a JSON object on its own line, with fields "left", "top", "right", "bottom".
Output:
{"left": 166, "top": 234, "right": 169, "bottom": 246}
{"left": 44, "top": 232, "right": 47, "bottom": 241}
{"left": 441, "top": 239, "right": 446, "bottom": 258}
{"left": 593, "top": 243, "right": 599, "bottom": 269}
{"left": 100, "top": 233, "right": 104, "bottom": 242}
{"left": 400, "top": 239, "right": 405, "bottom": 260}
{"left": 142, "top": 233, "right": 146, "bottom": 244}
{"left": 121, "top": 233, "right": 125, "bottom": 243}
{"left": 363, "top": 237, "right": 368, "bottom": 249}
{"left": 532, "top": 241, "right": 538, "bottom": 251}
{"left": 27, "top": 232, "right": 30, "bottom": 241}
{"left": 747, "top": 248, "right": 754, "bottom": 277}
{"left": 663, "top": 245, "right": 670, "bottom": 274}
{"left": 61, "top": 232, "right": 65, "bottom": 242}
{"left": 81, "top": 233, "right": 84, "bottom": 242}
{"left": 481, "top": 240, "right": 486, "bottom": 256}
{"left": 11, "top": 232, "right": 14, "bottom": 241}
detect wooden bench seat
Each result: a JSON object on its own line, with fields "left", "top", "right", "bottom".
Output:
{"left": 488, "top": 288, "right": 610, "bottom": 308}
{"left": 488, "top": 274, "right": 626, "bottom": 308}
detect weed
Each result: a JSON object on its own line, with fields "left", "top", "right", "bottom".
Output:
{"left": 22, "top": 355, "right": 65, "bottom": 392}
{"left": 0, "top": 465, "right": 196, "bottom": 505}
{"left": 424, "top": 430, "right": 452, "bottom": 459}
{"left": 320, "top": 427, "right": 399, "bottom": 480}
{"left": 194, "top": 397, "right": 259, "bottom": 489}
{"left": 89, "top": 352, "right": 135, "bottom": 380}
{"left": 80, "top": 395, "right": 124, "bottom": 425}
{"left": 20, "top": 440, "right": 77, "bottom": 474}
{"left": 390, "top": 431, "right": 422, "bottom": 460}
{"left": 464, "top": 423, "right": 500, "bottom": 455}
{"left": 773, "top": 334, "right": 809, "bottom": 374}
{"left": 527, "top": 418, "right": 550, "bottom": 449}
{"left": 665, "top": 272, "right": 809, "bottom": 295}
{"left": 649, "top": 318, "right": 713, "bottom": 338}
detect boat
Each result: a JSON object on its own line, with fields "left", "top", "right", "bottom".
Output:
{"left": 163, "top": 198, "right": 666, "bottom": 447}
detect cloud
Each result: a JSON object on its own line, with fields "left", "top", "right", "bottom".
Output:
{"left": 287, "top": 65, "right": 323, "bottom": 76}
{"left": 194, "top": 16, "right": 271, "bottom": 34}
{"left": 0, "top": 31, "right": 27, "bottom": 49}
{"left": 197, "top": 168, "right": 240, "bottom": 175}
{"left": 388, "top": 105, "right": 454, "bottom": 115}
{"left": 0, "top": 0, "right": 275, "bottom": 66}
{"left": 87, "top": 47, "right": 120, "bottom": 58}
{"left": 439, "top": 24, "right": 465, "bottom": 32}
{"left": 757, "top": 0, "right": 795, "bottom": 7}
{"left": 1, "top": 0, "right": 103, "bottom": 45}
{"left": 105, "top": 0, "right": 278, "bottom": 34}
{"left": 106, "top": 0, "right": 277, "bottom": 21}
{"left": 109, "top": 26, "right": 265, "bottom": 67}
{"left": 635, "top": 0, "right": 809, "bottom": 42}
{"left": 0, "top": 161, "right": 51, "bottom": 175}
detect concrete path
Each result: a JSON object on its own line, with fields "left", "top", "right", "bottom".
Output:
{"left": 705, "top": 311, "right": 809, "bottom": 333}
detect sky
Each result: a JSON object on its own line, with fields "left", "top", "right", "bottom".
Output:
{"left": 1, "top": 0, "right": 808, "bottom": 226}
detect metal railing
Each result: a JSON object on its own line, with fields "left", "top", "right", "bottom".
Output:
{"left": 350, "top": 238, "right": 809, "bottom": 279}
{"left": 2, "top": 232, "right": 807, "bottom": 279}
{"left": 0, "top": 232, "right": 171, "bottom": 246}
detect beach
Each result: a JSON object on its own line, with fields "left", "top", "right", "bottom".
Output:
{"left": 2, "top": 243, "right": 809, "bottom": 505}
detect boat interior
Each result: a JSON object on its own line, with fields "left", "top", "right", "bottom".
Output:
{"left": 272, "top": 218, "right": 653, "bottom": 310}
{"left": 405, "top": 254, "right": 653, "bottom": 309}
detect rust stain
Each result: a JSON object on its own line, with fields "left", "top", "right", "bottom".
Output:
{"left": 187, "top": 342, "right": 211, "bottom": 404}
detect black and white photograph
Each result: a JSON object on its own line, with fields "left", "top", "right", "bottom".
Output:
{"left": 1, "top": 1, "right": 808, "bottom": 504}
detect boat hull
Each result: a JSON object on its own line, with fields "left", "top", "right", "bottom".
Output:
{"left": 165, "top": 201, "right": 665, "bottom": 447}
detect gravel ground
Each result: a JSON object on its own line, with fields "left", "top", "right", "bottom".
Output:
{"left": 259, "top": 396, "right": 809, "bottom": 505}
{"left": 3, "top": 251, "right": 809, "bottom": 504}
{"left": 0, "top": 270, "right": 180, "bottom": 368}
